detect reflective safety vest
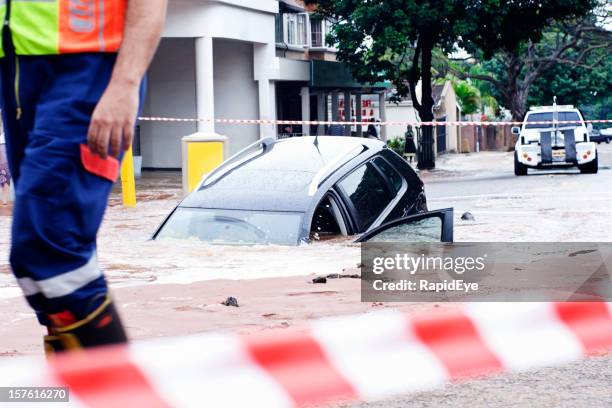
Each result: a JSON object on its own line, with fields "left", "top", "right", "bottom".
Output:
{"left": 0, "top": 0, "right": 126, "bottom": 58}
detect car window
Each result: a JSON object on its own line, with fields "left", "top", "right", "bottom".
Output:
{"left": 373, "top": 157, "right": 403, "bottom": 193}
{"left": 356, "top": 209, "right": 454, "bottom": 243}
{"left": 156, "top": 208, "right": 303, "bottom": 245}
{"left": 362, "top": 217, "right": 442, "bottom": 242}
{"left": 339, "top": 163, "right": 394, "bottom": 230}
{"left": 310, "top": 195, "right": 347, "bottom": 240}
{"left": 525, "top": 112, "right": 581, "bottom": 129}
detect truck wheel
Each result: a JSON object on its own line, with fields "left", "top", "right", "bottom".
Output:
{"left": 514, "top": 152, "right": 528, "bottom": 176}
{"left": 606, "top": 137, "right": 610, "bottom": 144}
{"left": 579, "top": 156, "right": 598, "bottom": 174}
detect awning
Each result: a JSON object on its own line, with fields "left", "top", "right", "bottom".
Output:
{"left": 310, "top": 60, "right": 390, "bottom": 92}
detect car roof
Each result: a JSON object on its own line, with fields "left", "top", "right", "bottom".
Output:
{"left": 180, "top": 136, "right": 384, "bottom": 212}
{"left": 526, "top": 107, "right": 579, "bottom": 114}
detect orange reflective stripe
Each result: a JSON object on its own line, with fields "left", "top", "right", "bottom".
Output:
{"left": 59, "top": 0, "right": 101, "bottom": 53}
{"left": 59, "top": 0, "right": 125, "bottom": 54}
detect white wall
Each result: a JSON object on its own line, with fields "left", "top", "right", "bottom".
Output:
{"left": 442, "top": 88, "right": 460, "bottom": 152}
{"left": 214, "top": 39, "right": 260, "bottom": 154}
{"left": 275, "top": 58, "right": 310, "bottom": 81}
{"left": 141, "top": 38, "right": 197, "bottom": 168}
{"left": 385, "top": 101, "right": 420, "bottom": 141}
{"left": 164, "top": 0, "right": 277, "bottom": 42}
{"left": 140, "top": 1, "right": 282, "bottom": 168}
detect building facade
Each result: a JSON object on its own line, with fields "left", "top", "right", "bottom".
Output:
{"left": 141, "top": 0, "right": 281, "bottom": 169}
{"left": 140, "top": 0, "right": 389, "bottom": 170}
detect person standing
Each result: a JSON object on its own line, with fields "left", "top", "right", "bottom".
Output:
{"left": 366, "top": 121, "right": 379, "bottom": 139}
{"left": 0, "top": 117, "right": 9, "bottom": 206}
{"left": 404, "top": 126, "right": 417, "bottom": 163}
{"left": 0, "top": 0, "right": 167, "bottom": 353}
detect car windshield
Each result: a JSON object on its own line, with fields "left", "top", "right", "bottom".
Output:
{"left": 525, "top": 111, "right": 581, "bottom": 129}
{"left": 156, "top": 208, "right": 304, "bottom": 245}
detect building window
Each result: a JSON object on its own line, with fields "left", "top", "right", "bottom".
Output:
{"left": 311, "top": 19, "right": 323, "bottom": 47}
{"left": 287, "top": 15, "right": 296, "bottom": 44}
{"left": 275, "top": 14, "right": 283, "bottom": 43}
{"left": 297, "top": 14, "right": 307, "bottom": 45}
{"left": 284, "top": 13, "right": 308, "bottom": 46}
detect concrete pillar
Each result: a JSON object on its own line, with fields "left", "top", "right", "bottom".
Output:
{"left": 317, "top": 92, "right": 326, "bottom": 136}
{"left": 300, "top": 86, "right": 310, "bottom": 135}
{"left": 269, "top": 81, "right": 277, "bottom": 139}
{"left": 343, "top": 91, "right": 351, "bottom": 136}
{"left": 355, "top": 93, "right": 363, "bottom": 137}
{"left": 256, "top": 79, "right": 274, "bottom": 139}
{"left": 331, "top": 91, "right": 339, "bottom": 121}
{"left": 379, "top": 92, "right": 387, "bottom": 142}
{"left": 195, "top": 37, "right": 215, "bottom": 133}
{"left": 254, "top": 43, "right": 276, "bottom": 139}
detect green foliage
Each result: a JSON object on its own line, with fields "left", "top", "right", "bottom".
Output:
{"left": 305, "top": 0, "right": 474, "bottom": 105}
{"left": 387, "top": 137, "right": 406, "bottom": 156}
{"left": 306, "top": 0, "right": 596, "bottom": 102}
{"left": 461, "top": 0, "right": 595, "bottom": 56}
{"left": 305, "top": 0, "right": 599, "bottom": 166}
{"left": 527, "top": 47, "right": 612, "bottom": 118}
{"left": 452, "top": 80, "right": 480, "bottom": 115}
{"left": 449, "top": 1, "right": 608, "bottom": 119}
{"left": 481, "top": 95, "right": 500, "bottom": 117}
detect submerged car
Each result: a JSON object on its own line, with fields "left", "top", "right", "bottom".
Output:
{"left": 154, "top": 136, "right": 452, "bottom": 245}
{"left": 512, "top": 104, "right": 598, "bottom": 175}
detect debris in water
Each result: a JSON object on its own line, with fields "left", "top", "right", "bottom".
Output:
{"left": 568, "top": 249, "right": 597, "bottom": 257}
{"left": 221, "top": 297, "right": 239, "bottom": 307}
{"left": 327, "top": 273, "right": 361, "bottom": 279}
{"left": 461, "top": 212, "right": 475, "bottom": 221}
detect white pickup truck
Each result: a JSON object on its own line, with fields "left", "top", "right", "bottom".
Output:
{"left": 512, "top": 105, "right": 598, "bottom": 175}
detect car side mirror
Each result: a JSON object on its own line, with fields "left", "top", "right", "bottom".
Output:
{"left": 355, "top": 209, "right": 453, "bottom": 243}
{"left": 511, "top": 127, "right": 520, "bottom": 135}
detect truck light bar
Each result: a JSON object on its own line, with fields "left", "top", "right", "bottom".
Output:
{"left": 529, "top": 105, "right": 575, "bottom": 111}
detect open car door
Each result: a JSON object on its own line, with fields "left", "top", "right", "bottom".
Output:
{"left": 355, "top": 208, "right": 453, "bottom": 243}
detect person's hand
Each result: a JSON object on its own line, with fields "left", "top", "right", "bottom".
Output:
{"left": 88, "top": 80, "right": 139, "bottom": 158}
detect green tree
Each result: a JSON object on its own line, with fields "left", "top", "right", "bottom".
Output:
{"left": 455, "top": 1, "right": 609, "bottom": 119}
{"left": 452, "top": 80, "right": 480, "bottom": 116}
{"left": 306, "top": 0, "right": 595, "bottom": 168}
{"left": 528, "top": 45, "right": 611, "bottom": 121}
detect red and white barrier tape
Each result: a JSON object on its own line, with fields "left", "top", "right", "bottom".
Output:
{"left": 138, "top": 116, "right": 612, "bottom": 127}
{"left": 1, "top": 302, "right": 611, "bottom": 407}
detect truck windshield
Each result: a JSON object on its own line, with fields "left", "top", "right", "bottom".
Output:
{"left": 156, "top": 208, "right": 304, "bottom": 245}
{"left": 525, "top": 112, "right": 581, "bottom": 129}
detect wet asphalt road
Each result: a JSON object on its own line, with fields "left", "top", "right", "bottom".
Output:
{"left": 423, "top": 143, "right": 612, "bottom": 242}
{"left": 346, "top": 144, "right": 612, "bottom": 407}
{"left": 345, "top": 355, "right": 612, "bottom": 408}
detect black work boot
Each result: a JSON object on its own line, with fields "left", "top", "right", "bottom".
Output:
{"left": 44, "top": 297, "right": 128, "bottom": 355}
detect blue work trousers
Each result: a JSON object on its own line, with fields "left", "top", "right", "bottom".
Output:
{"left": 1, "top": 50, "right": 143, "bottom": 326}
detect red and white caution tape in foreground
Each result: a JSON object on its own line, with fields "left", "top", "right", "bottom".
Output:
{"left": 1, "top": 302, "right": 611, "bottom": 407}
{"left": 138, "top": 116, "right": 612, "bottom": 127}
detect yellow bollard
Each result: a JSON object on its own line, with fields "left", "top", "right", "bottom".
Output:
{"left": 120, "top": 146, "right": 137, "bottom": 207}
{"left": 182, "top": 133, "right": 228, "bottom": 194}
